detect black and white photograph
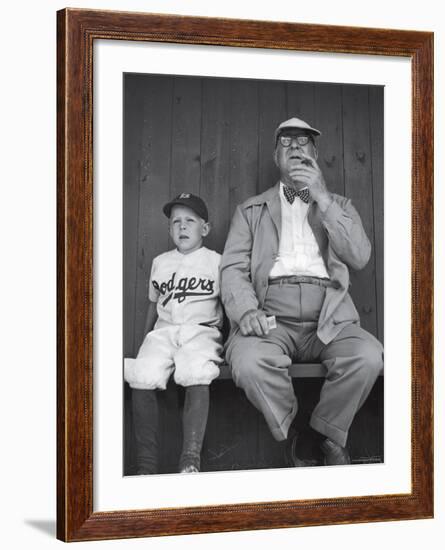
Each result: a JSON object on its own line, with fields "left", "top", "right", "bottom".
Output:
{"left": 2, "top": 0, "right": 441, "bottom": 546}
{"left": 123, "top": 73, "right": 384, "bottom": 476}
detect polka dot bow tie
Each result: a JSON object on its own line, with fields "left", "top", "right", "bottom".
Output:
{"left": 283, "top": 185, "right": 310, "bottom": 204}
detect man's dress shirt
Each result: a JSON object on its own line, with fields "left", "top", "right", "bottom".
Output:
{"left": 269, "top": 182, "right": 330, "bottom": 279}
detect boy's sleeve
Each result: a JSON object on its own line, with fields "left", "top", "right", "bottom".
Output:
{"left": 213, "top": 251, "right": 222, "bottom": 295}
{"left": 148, "top": 258, "right": 159, "bottom": 303}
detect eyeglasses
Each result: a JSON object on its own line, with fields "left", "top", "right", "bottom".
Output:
{"left": 279, "top": 135, "right": 310, "bottom": 147}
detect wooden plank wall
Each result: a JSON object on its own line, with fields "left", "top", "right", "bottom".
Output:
{"left": 123, "top": 74, "right": 384, "bottom": 473}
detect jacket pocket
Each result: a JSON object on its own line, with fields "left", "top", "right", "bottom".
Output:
{"left": 333, "top": 293, "right": 360, "bottom": 325}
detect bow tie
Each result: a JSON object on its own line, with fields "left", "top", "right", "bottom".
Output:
{"left": 283, "top": 186, "right": 310, "bottom": 204}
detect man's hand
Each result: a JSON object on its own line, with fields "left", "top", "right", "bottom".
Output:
{"left": 239, "top": 309, "right": 270, "bottom": 337}
{"left": 289, "top": 152, "right": 333, "bottom": 211}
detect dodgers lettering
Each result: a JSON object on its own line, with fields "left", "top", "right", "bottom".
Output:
{"left": 152, "top": 272, "right": 215, "bottom": 306}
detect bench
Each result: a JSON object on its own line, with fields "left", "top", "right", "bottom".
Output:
{"left": 124, "top": 360, "right": 383, "bottom": 474}
{"left": 218, "top": 362, "right": 326, "bottom": 379}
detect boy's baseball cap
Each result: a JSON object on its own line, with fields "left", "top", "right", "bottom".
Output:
{"left": 274, "top": 117, "right": 321, "bottom": 145}
{"left": 163, "top": 193, "right": 209, "bottom": 222}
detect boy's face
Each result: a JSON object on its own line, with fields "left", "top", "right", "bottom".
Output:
{"left": 169, "top": 205, "right": 210, "bottom": 255}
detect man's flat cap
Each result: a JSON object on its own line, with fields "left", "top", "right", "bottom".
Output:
{"left": 274, "top": 117, "right": 321, "bottom": 144}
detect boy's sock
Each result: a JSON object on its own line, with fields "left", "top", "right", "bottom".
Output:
{"left": 179, "top": 385, "right": 209, "bottom": 473}
{"left": 132, "top": 389, "right": 159, "bottom": 474}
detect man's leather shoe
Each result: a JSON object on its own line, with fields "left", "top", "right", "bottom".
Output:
{"left": 319, "top": 438, "right": 351, "bottom": 465}
{"left": 285, "top": 432, "right": 317, "bottom": 467}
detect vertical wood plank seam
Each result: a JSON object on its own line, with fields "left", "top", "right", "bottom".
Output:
{"left": 131, "top": 151, "right": 142, "bottom": 354}
{"left": 134, "top": 79, "right": 155, "bottom": 351}
{"left": 311, "top": 85, "right": 316, "bottom": 129}
{"left": 199, "top": 78, "right": 204, "bottom": 198}
{"left": 227, "top": 81, "right": 233, "bottom": 237}
{"left": 127, "top": 76, "right": 142, "bottom": 355}
{"left": 285, "top": 82, "right": 289, "bottom": 116}
{"left": 340, "top": 86, "right": 346, "bottom": 196}
{"left": 367, "top": 88, "right": 380, "bottom": 339}
{"left": 256, "top": 84, "right": 261, "bottom": 195}
{"left": 168, "top": 77, "right": 175, "bottom": 245}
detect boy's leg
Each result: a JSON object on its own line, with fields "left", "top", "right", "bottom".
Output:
{"left": 179, "top": 385, "right": 209, "bottom": 473}
{"left": 132, "top": 389, "right": 159, "bottom": 474}
{"left": 126, "top": 327, "right": 177, "bottom": 475}
{"left": 174, "top": 326, "right": 222, "bottom": 473}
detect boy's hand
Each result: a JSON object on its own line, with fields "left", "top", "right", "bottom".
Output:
{"left": 239, "top": 309, "right": 270, "bottom": 337}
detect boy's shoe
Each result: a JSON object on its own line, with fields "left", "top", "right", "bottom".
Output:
{"left": 180, "top": 464, "right": 200, "bottom": 474}
{"left": 179, "top": 453, "right": 200, "bottom": 473}
{"left": 135, "top": 467, "right": 157, "bottom": 476}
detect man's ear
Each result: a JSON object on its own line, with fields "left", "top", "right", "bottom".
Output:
{"left": 313, "top": 143, "right": 319, "bottom": 161}
{"left": 273, "top": 148, "right": 278, "bottom": 166}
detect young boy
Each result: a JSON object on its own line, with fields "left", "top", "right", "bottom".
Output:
{"left": 124, "top": 193, "right": 223, "bottom": 474}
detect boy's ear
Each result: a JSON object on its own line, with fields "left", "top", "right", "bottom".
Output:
{"left": 201, "top": 221, "right": 210, "bottom": 237}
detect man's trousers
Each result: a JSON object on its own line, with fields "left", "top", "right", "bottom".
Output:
{"left": 225, "top": 282, "right": 383, "bottom": 447}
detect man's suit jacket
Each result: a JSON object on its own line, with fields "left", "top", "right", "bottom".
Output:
{"left": 220, "top": 182, "right": 371, "bottom": 345}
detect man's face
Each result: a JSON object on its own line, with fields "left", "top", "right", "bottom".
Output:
{"left": 169, "top": 205, "right": 209, "bottom": 255}
{"left": 274, "top": 131, "right": 318, "bottom": 187}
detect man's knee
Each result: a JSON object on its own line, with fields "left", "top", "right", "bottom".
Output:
{"left": 226, "top": 334, "right": 292, "bottom": 390}
{"left": 355, "top": 337, "right": 384, "bottom": 380}
{"left": 227, "top": 336, "right": 263, "bottom": 386}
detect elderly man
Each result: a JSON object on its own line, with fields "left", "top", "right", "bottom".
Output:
{"left": 220, "top": 116, "right": 383, "bottom": 466}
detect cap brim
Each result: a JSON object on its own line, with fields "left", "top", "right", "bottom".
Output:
{"left": 163, "top": 200, "right": 189, "bottom": 218}
{"left": 277, "top": 125, "right": 321, "bottom": 137}
{"left": 162, "top": 202, "right": 174, "bottom": 218}
{"left": 162, "top": 199, "right": 208, "bottom": 221}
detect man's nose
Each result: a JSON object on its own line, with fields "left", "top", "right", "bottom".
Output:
{"left": 290, "top": 138, "right": 301, "bottom": 149}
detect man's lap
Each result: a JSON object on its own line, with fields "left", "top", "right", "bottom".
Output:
{"left": 226, "top": 320, "right": 383, "bottom": 372}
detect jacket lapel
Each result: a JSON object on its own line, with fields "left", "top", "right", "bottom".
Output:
{"left": 265, "top": 183, "right": 282, "bottom": 241}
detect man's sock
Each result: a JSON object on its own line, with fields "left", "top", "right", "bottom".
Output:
{"left": 179, "top": 385, "right": 209, "bottom": 472}
{"left": 308, "top": 426, "right": 326, "bottom": 445}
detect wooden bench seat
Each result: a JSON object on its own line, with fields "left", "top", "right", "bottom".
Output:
{"left": 218, "top": 362, "right": 326, "bottom": 379}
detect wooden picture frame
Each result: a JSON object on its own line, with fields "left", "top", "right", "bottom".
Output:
{"left": 57, "top": 8, "right": 433, "bottom": 542}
